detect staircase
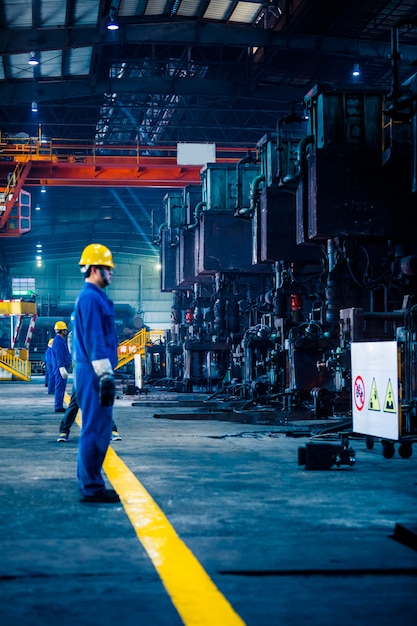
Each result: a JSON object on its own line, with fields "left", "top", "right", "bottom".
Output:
{"left": 0, "top": 158, "right": 33, "bottom": 236}
{"left": 0, "top": 348, "right": 31, "bottom": 381}
{"left": 116, "top": 328, "right": 165, "bottom": 370}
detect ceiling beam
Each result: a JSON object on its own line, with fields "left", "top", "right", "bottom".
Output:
{"left": 0, "top": 21, "right": 414, "bottom": 61}
{"left": 0, "top": 76, "right": 307, "bottom": 106}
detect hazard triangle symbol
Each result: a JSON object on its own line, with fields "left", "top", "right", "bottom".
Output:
{"left": 383, "top": 378, "right": 396, "bottom": 413}
{"left": 368, "top": 377, "right": 380, "bottom": 411}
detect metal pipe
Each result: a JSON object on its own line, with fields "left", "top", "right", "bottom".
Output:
{"left": 235, "top": 149, "right": 255, "bottom": 212}
{"left": 276, "top": 110, "right": 306, "bottom": 184}
{"left": 236, "top": 174, "right": 265, "bottom": 217}
{"left": 282, "top": 134, "right": 314, "bottom": 184}
{"left": 187, "top": 200, "right": 206, "bottom": 230}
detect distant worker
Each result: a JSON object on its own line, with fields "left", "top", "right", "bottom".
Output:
{"left": 51, "top": 321, "right": 71, "bottom": 412}
{"left": 72, "top": 243, "right": 120, "bottom": 503}
{"left": 44, "top": 338, "right": 55, "bottom": 394}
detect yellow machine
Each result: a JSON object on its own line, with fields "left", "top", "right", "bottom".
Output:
{"left": 0, "top": 300, "right": 37, "bottom": 381}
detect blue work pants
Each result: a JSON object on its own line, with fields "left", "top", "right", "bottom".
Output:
{"left": 46, "top": 365, "right": 55, "bottom": 394}
{"left": 75, "top": 363, "right": 113, "bottom": 496}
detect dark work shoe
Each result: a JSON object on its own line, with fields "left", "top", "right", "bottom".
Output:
{"left": 55, "top": 408, "right": 66, "bottom": 413}
{"left": 80, "top": 489, "right": 120, "bottom": 504}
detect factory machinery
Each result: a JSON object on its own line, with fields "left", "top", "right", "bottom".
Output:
{"left": 151, "top": 28, "right": 417, "bottom": 457}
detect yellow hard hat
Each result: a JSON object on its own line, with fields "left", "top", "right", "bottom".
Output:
{"left": 79, "top": 243, "right": 115, "bottom": 268}
{"left": 48, "top": 338, "right": 54, "bottom": 347}
{"left": 54, "top": 321, "right": 68, "bottom": 331}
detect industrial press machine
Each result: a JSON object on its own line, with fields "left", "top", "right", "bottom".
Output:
{"left": 151, "top": 22, "right": 417, "bottom": 456}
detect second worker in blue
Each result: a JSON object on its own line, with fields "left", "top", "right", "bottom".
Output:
{"left": 51, "top": 320, "right": 71, "bottom": 412}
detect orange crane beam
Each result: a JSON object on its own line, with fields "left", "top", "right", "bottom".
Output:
{"left": 10, "top": 159, "right": 204, "bottom": 188}
{"left": 0, "top": 139, "right": 251, "bottom": 187}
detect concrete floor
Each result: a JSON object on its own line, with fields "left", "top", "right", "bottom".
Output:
{"left": 1, "top": 376, "right": 416, "bottom": 626}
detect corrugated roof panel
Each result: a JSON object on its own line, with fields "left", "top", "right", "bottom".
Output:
{"left": 74, "top": 0, "right": 100, "bottom": 25}
{"left": 40, "top": 0, "right": 68, "bottom": 26}
{"left": 229, "top": 1, "right": 263, "bottom": 23}
{"left": 38, "top": 49, "right": 64, "bottom": 78}
{"left": 145, "top": 0, "right": 170, "bottom": 16}
{"left": 8, "top": 50, "right": 78, "bottom": 80}
{"left": 17, "top": 48, "right": 92, "bottom": 81}
{"left": 3, "top": 0, "right": 32, "bottom": 28}
{"left": 8, "top": 53, "right": 36, "bottom": 79}
{"left": 177, "top": 0, "right": 207, "bottom": 17}
{"left": 119, "top": 0, "right": 147, "bottom": 17}
{"left": 67, "top": 47, "right": 93, "bottom": 75}
{"left": 203, "top": 0, "right": 235, "bottom": 21}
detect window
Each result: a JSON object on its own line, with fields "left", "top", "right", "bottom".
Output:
{"left": 12, "top": 277, "right": 35, "bottom": 296}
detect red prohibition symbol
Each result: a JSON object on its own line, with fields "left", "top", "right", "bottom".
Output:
{"left": 354, "top": 375, "right": 365, "bottom": 411}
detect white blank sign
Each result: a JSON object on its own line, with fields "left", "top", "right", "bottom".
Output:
{"left": 177, "top": 143, "right": 216, "bottom": 165}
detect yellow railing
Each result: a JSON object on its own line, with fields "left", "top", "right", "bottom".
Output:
{"left": 116, "top": 328, "right": 165, "bottom": 370}
{"left": 0, "top": 348, "right": 31, "bottom": 381}
{"left": 0, "top": 135, "right": 249, "bottom": 164}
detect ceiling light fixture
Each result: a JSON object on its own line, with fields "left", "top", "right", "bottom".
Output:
{"left": 352, "top": 63, "right": 360, "bottom": 77}
{"left": 41, "top": 185, "right": 46, "bottom": 193}
{"left": 107, "top": 6, "right": 119, "bottom": 30}
{"left": 28, "top": 51, "right": 39, "bottom": 66}
{"left": 31, "top": 101, "right": 38, "bottom": 112}
{"left": 35, "top": 204, "right": 40, "bottom": 211}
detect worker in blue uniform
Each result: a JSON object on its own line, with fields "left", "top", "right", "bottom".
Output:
{"left": 44, "top": 337, "right": 55, "bottom": 393}
{"left": 72, "top": 243, "right": 120, "bottom": 504}
{"left": 51, "top": 321, "right": 71, "bottom": 412}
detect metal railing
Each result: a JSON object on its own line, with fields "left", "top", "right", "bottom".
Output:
{"left": 0, "top": 135, "right": 251, "bottom": 165}
{"left": 116, "top": 328, "right": 165, "bottom": 370}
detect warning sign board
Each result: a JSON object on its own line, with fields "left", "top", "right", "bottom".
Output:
{"left": 351, "top": 341, "right": 400, "bottom": 440}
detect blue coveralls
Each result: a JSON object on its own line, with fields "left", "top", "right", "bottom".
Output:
{"left": 51, "top": 334, "right": 71, "bottom": 410}
{"left": 72, "top": 282, "right": 118, "bottom": 496}
{"left": 44, "top": 345, "right": 55, "bottom": 394}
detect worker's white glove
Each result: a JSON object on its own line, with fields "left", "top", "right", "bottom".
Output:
{"left": 92, "top": 358, "right": 114, "bottom": 377}
{"left": 59, "top": 367, "right": 69, "bottom": 379}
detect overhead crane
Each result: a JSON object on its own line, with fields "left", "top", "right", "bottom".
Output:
{"left": 0, "top": 135, "right": 250, "bottom": 236}
{"left": 0, "top": 136, "right": 248, "bottom": 186}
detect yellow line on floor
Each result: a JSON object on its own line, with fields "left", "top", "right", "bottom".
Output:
{"left": 69, "top": 395, "right": 245, "bottom": 626}
{"left": 104, "top": 446, "right": 245, "bottom": 626}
